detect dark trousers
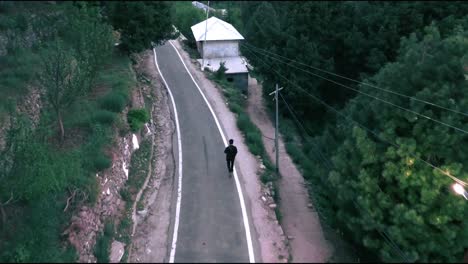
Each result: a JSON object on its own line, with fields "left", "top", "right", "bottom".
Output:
{"left": 226, "top": 158, "right": 235, "bottom": 172}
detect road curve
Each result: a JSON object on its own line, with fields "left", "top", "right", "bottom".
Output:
{"left": 154, "top": 41, "right": 251, "bottom": 263}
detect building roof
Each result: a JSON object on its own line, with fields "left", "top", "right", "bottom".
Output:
{"left": 191, "top": 16, "right": 244, "bottom": 42}
{"left": 197, "top": 56, "right": 249, "bottom": 74}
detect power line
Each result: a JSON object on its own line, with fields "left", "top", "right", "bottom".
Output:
{"left": 241, "top": 43, "right": 468, "bottom": 135}
{"left": 242, "top": 42, "right": 468, "bottom": 118}
{"left": 242, "top": 45, "right": 468, "bottom": 187}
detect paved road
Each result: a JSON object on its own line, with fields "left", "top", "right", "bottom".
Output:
{"left": 154, "top": 42, "right": 249, "bottom": 262}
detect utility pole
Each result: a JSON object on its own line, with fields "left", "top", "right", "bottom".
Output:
{"left": 202, "top": 1, "right": 210, "bottom": 71}
{"left": 269, "top": 84, "right": 283, "bottom": 174}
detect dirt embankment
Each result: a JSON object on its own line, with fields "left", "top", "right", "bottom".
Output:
{"left": 63, "top": 51, "right": 156, "bottom": 263}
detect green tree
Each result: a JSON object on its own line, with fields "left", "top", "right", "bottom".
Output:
{"left": 105, "top": 1, "right": 175, "bottom": 53}
{"left": 171, "top": 1, "right": 205, "bottom": 49}
{"left": 38, "top": 39, "right": 84, "bottom": 142}
{"left": 328, "top": 22, "right": 468, "bottom": 262}
{"left": 61, "top": 2, "right": 114, "bottom": 93}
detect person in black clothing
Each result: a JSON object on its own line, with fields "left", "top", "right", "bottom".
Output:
{"left": 224, "top": 139, "right": 238, "bottom": 174}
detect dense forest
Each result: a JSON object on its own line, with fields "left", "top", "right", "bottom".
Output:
{"left": 209, "top": 1, "right": 468, "bottom": 262}
{"left": 0, "top": 1, "right": 467, "bottom": 262}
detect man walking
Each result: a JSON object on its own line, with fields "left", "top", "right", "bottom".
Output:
{"left": 224, "top": 139, "right": 238, "bottom": 175}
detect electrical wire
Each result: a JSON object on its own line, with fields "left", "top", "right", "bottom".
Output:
{"left": 241, "top": 44, "right": 468, "bottom": 186}
{"left": 242, "top": 45, "right": 468, "bottom": 187}
{"left": 242, "top": 42, "right": 468, "bottom": 118}
{"left": 241, "top": 43, "right": 468, "bottom": 135}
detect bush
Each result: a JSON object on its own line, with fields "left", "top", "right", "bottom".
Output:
{"left": 99, "top": 92, "right": 127, "bottom": 113}
{"left": 127, "top": 108, "right": 149, "bottom": 132}
{"left": 94, "top": 221, "right": 114, "bottom": 263}
{"left": 237, "top": 112, "right": 263, "bottom": 156}
{"left": 119, "top": 188, "right": 131, "bottom": 202}
{"left": 93, "top": 153, "right": 112, "bottom": 172}
{"left": 260, "top": 170, "right": 274, "bottom": 183}
{"left": 92, "top": 110, "right": 117, "bottom": 125}
{"left": 215, "top": 61, "right": 228, "bottom": 80}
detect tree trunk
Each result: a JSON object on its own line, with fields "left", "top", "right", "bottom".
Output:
{"left": 58, "top": 110, "right": 64, "bottom": 142}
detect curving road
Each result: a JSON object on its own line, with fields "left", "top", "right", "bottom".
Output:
{"left": 154, "top": 41, "right": 253, "bottom": 263}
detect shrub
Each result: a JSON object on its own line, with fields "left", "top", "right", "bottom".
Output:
{"left": 99, "top": 92, "right": 127, "bottom": 113}
{"left": 93, "top": 153, "right": 112, "bottom": 172}
{"left": 92, "top": 110, "right": 117, "bottom": 125}
{"left": 215, "top": 61, "right": 228, "bottom": 80}
{"left": 94, "top": 221, "right": 114, "bottom": 263}
{"left": 127, "top": 108, "right": 149, "bottom": 132}
{"left": 119, "top": 188, "right": 131, "bottom": 202}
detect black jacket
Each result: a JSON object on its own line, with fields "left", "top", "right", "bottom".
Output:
{"left": 224, "top": 145, "right": 238, "bottom": 160}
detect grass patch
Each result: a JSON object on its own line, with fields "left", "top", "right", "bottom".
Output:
{"left": 0, "top": 47, "right": 41, "bottom": 115}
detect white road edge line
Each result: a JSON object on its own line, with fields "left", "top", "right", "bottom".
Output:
{"left": 168, "top": 40, "right": 256, "bottom": 263}
{"left": 153, "top": 48, "right": 183, "bottom": 263}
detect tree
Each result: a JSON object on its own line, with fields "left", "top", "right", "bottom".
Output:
{"left": 171, "top": 1, "right": 205, "bottom": 49}
{"left": 61, "top": 2, "right": 114, "bottom": 93}
{"left": 39, "top": 39, "right": 83, "bottom": 142}
{"left": 328, "top": 22, "right": 468, "bottom": 262}
{"left": 105, "top": 1, "right": 175, "bottom": 53}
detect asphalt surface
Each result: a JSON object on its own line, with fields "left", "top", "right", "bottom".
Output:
{"left": 155, "top": 42, "right": 249, "bottom": 262}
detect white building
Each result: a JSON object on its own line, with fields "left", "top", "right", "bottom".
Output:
{"left": 191, "top": 16, "right": 249, "bottom": 92}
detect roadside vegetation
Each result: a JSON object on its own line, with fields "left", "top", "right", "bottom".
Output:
{"left": 0, "top": 1, "right": 173, "bottom": 262}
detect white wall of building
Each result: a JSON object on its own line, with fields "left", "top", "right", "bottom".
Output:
{"left": 202, "top": 40, "right": 240, "bottom": 59}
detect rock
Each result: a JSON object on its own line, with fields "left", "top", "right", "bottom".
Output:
{"left": 261, "top": 196, "right": 267, "bottom": 203}
{"left": 259, "top": 163, "right": 266, "bottom": 170}
{"left": 137, "top": 209, "right": 147, "bottom": 216}
{"left": 109, "top": 240, "right": 125, "bottom": 263}
{"left": 287, "top": 236, "right": 295, "bottom": 240}
{"left": 269, "top": 203, "right": 277, "bottom": 209}
{"left": 307, "top": 203, "right": 313, "bottom": 208}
